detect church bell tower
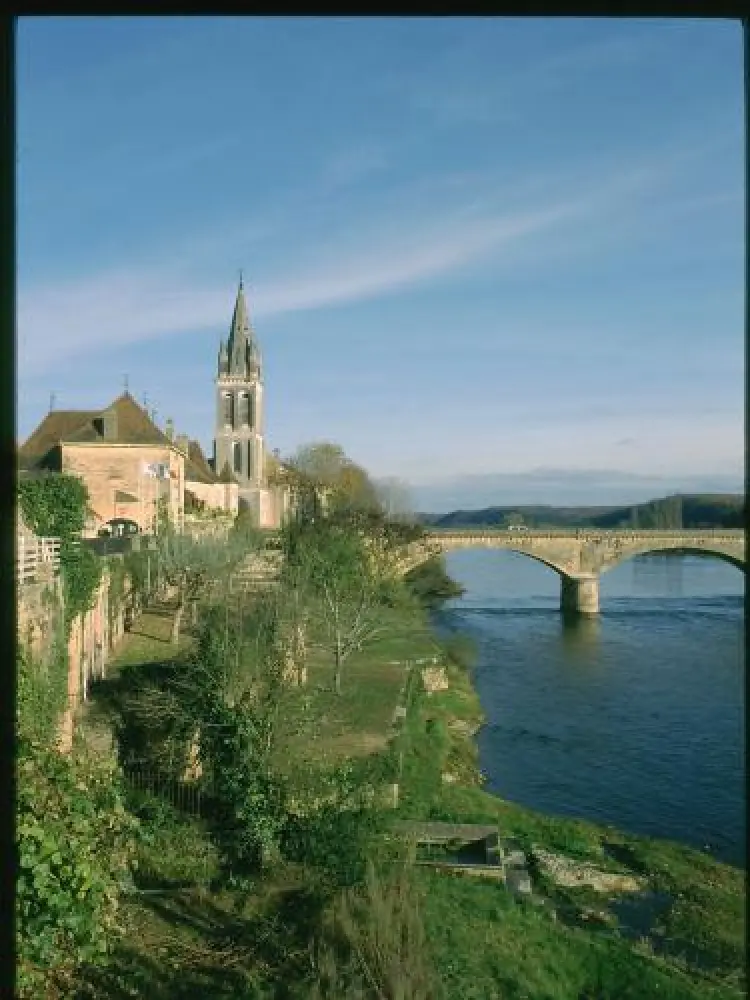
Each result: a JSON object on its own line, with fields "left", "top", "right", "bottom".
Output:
{"left": 213, "top": 277, "right": 266, "bottom": 514}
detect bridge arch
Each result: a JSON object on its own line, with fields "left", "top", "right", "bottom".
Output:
{"left": 401, "top": 539, "right": 597, "bottom": 612}
{"left": 403, "top": 529, "right": 745, "bottom": 616}
{"left": 402, "top": 540, "right": 577, "bottom": 582}
{"left": 597, "top": 545, "right": 746, "bottom": 576}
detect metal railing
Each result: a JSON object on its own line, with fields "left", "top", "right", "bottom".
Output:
{"left": 122, "top": 757, "right": 205, "bottom": 817}
{"left": 16, "top": 532, "right": 61, "bottom": 585}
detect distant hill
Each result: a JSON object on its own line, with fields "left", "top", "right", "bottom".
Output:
{"left": 421, "top": 494, "right": 745, "bottom": 530}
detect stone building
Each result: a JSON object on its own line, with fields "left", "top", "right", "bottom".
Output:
{"left": 213, "top": 278, "right": 290, "bottom": 528}
{"left": 18, "top": 279, "right": 292, "bottom": 534}
{"left": 18, "top": 392, "right": 186, "bottom": 535}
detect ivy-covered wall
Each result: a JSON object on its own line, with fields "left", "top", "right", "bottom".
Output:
{"left": 59, "top": 558, "right": 139, "bottom": 752}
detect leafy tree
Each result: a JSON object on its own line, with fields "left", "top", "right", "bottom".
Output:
{"left": 375, "top": 476, "right": 415, "bottom": 523}
{"left": 286, "top": 441, "right": 381, "bottom": 520}
{"left": 404, "top": 556, "right": 465, "bottom": 609}
{"left": 60, "top": 540, "right": 104, "bottom": 626}
{"left": 173, "top": 598, "right": 305, "bottom": 873}
{"left": 18, "top": 473, "right": 89, "bottom": 539}
{"left": 230, "top": 506, "right": 267, "bottom": 552}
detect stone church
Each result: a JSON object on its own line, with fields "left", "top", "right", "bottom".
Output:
{"left": 210, "top": 278, "right": 290, "bottom": 529}
{"left": 18, "top": 278, "right": 291, "bottom": 535}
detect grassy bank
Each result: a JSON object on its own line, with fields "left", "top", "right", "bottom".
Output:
{"left": 77, "top": 589, "right": 745, "bottom": 999}
{"left": 296, "top": 604, "right": 438, "bottom": 763}
{"left": 78, "top": 602, "right": 295, "bottom": 997}
{"left": 393, "top": 613, "right": 746, "bottom": 999}
{"left": 76, "top": 597, "right": 438, "bottom": 998}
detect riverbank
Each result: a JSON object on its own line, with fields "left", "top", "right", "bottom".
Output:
{"left": 77, "top": 595, "right": 745, "bottom": 999}
{"left": 396, "top": 613, "right": 746, "bottom": 998}
{"left": 430, "top": 550, "right": 745, "bottom": 867}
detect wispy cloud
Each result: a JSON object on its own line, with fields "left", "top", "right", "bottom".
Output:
{"left": 16, "top": 142, "right": 704, "bottom": 378}
{"left": 13, "top": 197, "right": 596, "bottom": 376}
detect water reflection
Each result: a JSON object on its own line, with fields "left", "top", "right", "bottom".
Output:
{"left": 631, "top": 553, "right": 684, "bottom": 598}
{"left": 560, "top": 612, "right": 600, "bottom": 660}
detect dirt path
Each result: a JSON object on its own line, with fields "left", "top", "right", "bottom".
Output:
{"left": 77, "top": 602, "right": 192, "bottom": 760}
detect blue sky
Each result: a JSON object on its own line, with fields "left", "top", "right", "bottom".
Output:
{"left": 16, "top": 17, "right": 744, "bottom": 510}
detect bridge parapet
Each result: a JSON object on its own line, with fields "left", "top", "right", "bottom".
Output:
{"left": 403, "top": 528, "right": 745, "bottom": 614}
{"left": 427, "top": 528, "right": 744, "bottom": 541}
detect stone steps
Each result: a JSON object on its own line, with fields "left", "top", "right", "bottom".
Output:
{"left": 229, "top": 550, "right": 282, "bottom": 592}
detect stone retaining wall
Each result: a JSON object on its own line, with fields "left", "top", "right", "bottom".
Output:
{"left": 18, "top": 557, "right": 140, "bottom": 753}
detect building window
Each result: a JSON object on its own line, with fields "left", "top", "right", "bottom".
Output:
{"left": 247, "top": 441, "right": 253, "bottom": 480}
{"left": 248, "top": 392, "right": 255, "bottom": 430}
{"left": 233, "top": 441, "right": 243, "bottom": 475}
{"left": 223, "top": 393, "right": 232, "bottom": 427}
{"left": 239, "top": 392, "right": 250, "bottom": 427}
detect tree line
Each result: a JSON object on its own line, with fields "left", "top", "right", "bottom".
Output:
{"left": 430, "top": 493, "right": 745, "bottom": 530}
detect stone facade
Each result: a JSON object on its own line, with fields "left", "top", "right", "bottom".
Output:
{"left": 62, "top": 441, "right": 184, "bottom": 535}
{"left": 19, "top": 393, "right": 186, "bottom": 536}
{"left": 185, "top": 479, "right": 239, "bottom": 515}
{"left": 58, "top": 562, "right": 137, "bottom": 753}
{"left": 17, "top": 547, "right": 138, "bottom": 754}
{"left": 17, "top": 579, "right": 63, "bottom": 665}
{"left": 19, "top": 281, "right": 292, "bottom": 535}
{"left": 181, "top": 436, "right": 239, "bottom": 516}
{"left": 212, "top": 280, "right": 288, "bottom": 529}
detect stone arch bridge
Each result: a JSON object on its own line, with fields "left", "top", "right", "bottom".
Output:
{"left": 399, "top": 529, "right": 745, "bottom": 615}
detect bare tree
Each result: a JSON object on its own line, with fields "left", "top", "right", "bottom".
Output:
{"left": 296, "top": 528, "right": 388, "bottom": 695}
{"left": 156, "top": 531, "right": 255, "bottom": 645}
{"left": 374, "top": 477, "right": 415, "bottom": 524}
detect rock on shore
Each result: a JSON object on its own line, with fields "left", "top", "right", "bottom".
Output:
{"left": 531, "top": 846, "right": 644, "bottom": 893}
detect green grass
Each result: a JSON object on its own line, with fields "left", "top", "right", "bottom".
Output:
{"left": 392, "top": 626, "right": 746, "bottom": 999}
{"left": 108, "top": 603, "right": 195, "bottom": 670}
{"left": 298, "top": 605, "right": 439, "bottom": 763}
{"left": 78, "top": 592, "right": 745, "bottom": 1000}
{"left": 75, "top": 871, "right": 319, "bottom": 999}
{"left": 127, "top": 791, "right": 221, "bottom": 888}
{"left": 418, "top": 870, "right": 739, "bottom": 1000}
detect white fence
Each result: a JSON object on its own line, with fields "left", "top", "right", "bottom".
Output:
{"left": 16, "top": 532, "right": 61, "bottom": 585}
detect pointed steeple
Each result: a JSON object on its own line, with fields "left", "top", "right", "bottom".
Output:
{"left": 227, "top": 277, "right": 254, "bottom": 375}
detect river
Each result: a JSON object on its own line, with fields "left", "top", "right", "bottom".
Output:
{"left": 436, "top": 550, "right": 746, "bottom": 868}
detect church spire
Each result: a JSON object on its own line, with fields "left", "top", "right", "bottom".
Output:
{"left": 227, "top": 276, "right": 260, "bottom": 376}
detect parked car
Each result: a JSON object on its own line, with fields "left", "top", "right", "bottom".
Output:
{"left": 105, "top": 518, "right": 140, "bottom": 538}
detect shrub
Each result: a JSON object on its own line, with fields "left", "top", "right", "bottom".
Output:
{"left": 404, "top": 557, "right": 465, "bottom": 609}
{"left": 16, "top": 741, "right": 138, "bottom": 998}
{"left": 307, "top": 861, "right": 445, "bottom": 999}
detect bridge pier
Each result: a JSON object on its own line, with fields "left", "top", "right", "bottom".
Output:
{"left": 560, "top": 574, "right": 600, "bottom": 616}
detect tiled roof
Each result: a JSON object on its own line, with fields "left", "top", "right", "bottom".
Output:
{"left": 19, "top": 394, "right": 173, "bottom": 470}
{"left": 184, "top": 440, "right": 218, "bottom": 485}
{"left": 65, "top": 393, "right": 171, "bottom": 447}
{"left": 19, "top": 410, "right": 98, "bottom": 468}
